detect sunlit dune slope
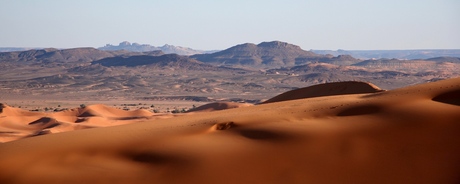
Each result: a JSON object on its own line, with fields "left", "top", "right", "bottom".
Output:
{"left": 0, "top": 78, "right": 460, "bottom": 183}
{"left": 0, "top": 104, "right": 155, "bottom": 143}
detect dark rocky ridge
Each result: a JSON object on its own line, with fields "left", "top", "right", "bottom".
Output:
{"left": 0, "top": 48, "right": 164, "bottom": 63}
{"left": 92, "top": 54, "right": 249, "bottom": 72}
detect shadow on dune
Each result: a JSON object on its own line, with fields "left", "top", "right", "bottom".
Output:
{"left": 432, "top": 89, "right": 460, "bottom": 106}
{"left": 262, "top": 81, "right": 385, "bottom": 104}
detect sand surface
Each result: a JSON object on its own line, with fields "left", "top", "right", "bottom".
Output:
{"left": 1, "top": 78, "right": 460, "bottom": 183}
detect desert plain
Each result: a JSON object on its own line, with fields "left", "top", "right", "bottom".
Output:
{"left": 0, "top": 77, "right": 459, "bottom": 183}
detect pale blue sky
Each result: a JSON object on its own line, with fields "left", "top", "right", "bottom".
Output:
{"left": 1, "top": 0, "right": 459, "bottom": 50}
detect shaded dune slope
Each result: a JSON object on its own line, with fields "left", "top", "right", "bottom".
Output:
{"left": 0, "top": 78, "right": 460, "bottom": 183}
{"left": 186, "top": 102, "right": 253, "bottom": 113}
{"left": 262, "top": 81, "right": 385, "bottom": 104}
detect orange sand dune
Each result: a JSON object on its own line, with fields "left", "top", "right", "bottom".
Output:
{"left": 1, "top": 78, "right": 460, "bottom": 183}
{"left": 262, "top": 81, "right": 384, "bottom": 104}
{"left": 0, "top": 104, "right": 156, "bottom": 142}
{"left": 186, "top": 101, "right": 253, "bottom": 112}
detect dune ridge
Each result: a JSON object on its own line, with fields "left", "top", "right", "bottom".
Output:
{"left": 262, "top": 81, "right": 385, "bottom": 104}
{"left": 186, "top": 101, "right": 253, "bottom": 112}
{"left": 0, "top": 78, "right": 460, "bottom": 183}
{"left": 0, "top": 104, "right": 157, "bottom": 143}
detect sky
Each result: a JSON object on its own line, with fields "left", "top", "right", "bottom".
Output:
{"left": 1, "top": 0, "right": 459, "bottom": 50}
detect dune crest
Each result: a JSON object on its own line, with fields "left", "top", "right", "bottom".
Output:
{"left": 432, "top": 89, "right": 460, "bottom": 106}
{"left": 0, "top": 104, "right": 157, "bottom": 143}
{"left": 262, "top": 81, "right": 384, "bottom": 104}
{"left": 186, "top": 102, "right": 253, "bottom": 113}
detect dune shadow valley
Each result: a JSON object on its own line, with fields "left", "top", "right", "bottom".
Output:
{"left": 1, "top": 42, "right": 460, "bottom": 183}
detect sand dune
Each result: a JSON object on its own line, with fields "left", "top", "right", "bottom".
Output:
{"left": 186, "top": 101, "right": 253, "bottom": 112}
{"left": 0, "top": 104, "right": 156, "bottom": 143}
{"left": 1, "top": 78, "right": 460, "bottom": 183}
{"left": 262, "top": 81, "right": 385, "bottom": 104}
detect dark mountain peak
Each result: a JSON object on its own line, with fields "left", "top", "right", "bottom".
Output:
{"left": 257, "top": 41, "right": 298, "bottom": 49}
{"left": 227, "top": 43, "right": 258, "bottom": 50}
{"left": 336, "top": 54, "right": 356, "bottom": 60}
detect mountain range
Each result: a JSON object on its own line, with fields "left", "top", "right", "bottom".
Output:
{"left": 3, "top": 41, "right": 458, "bottom": 60}
{"left": 1, "top": 41, "right": 459, "bottom": 103}
{"left": 98, "top": 41, "right": 216, "bottom": 55}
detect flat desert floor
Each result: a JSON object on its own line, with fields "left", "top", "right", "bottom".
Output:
{"left": 0, "top": 78, "right": 459, "bottom": 183}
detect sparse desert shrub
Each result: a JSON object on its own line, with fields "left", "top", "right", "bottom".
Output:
{"left": 53, "top": 108, "right": 67, "bottom": 112}
{"left": 80, "top": 104, "right": 86, "bottom": 108}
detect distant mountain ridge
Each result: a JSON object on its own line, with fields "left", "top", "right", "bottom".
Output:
{"left": 1, "top": 40, "right": 459, "bottom": 102}
{"left": 3, "top": 42, "right": 458, "bottom": 60}
{"left": 0, "top": 47, "right": 164, "bottom": 63}
{"left": 311, "top": 49, "right": 460, "bottom": 60}
{"left": 0, "top": 48, "right": 117, "bottom": 63}
{"left": 98, "top": 41, "right": 216, "bottom": 56}
{"left": 91, "top": 54, "right": 247, "bottom": 72}
{"left": 0, "top": 47, "right": 42, "bottom": 52}
{"left": 1, "top": 42, "right": 458, "bottom": 69}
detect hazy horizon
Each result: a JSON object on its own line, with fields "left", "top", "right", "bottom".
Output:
{"left": 1, "top": 0, "right": 459, "bottom": 50}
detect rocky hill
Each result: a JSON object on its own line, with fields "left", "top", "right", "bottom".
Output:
{"left": 0, "top": 48, "right": 120, "bottom": 63}
{"left": 191, "top": 41, "right": 359, "bottom": 68}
